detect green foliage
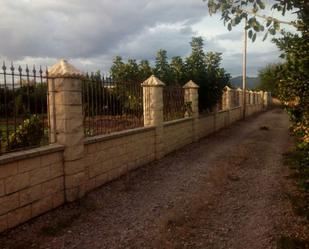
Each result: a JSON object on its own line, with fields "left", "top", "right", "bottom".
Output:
{"left": 205, "top": 0, "right": 303, "bottom": 42}
{"left": 170, "top": 56, "right": 186, "bottom": 85}
{"left": 8, "top": 115, "right": 44, "bottom": 151}
{"left": 110, "top": 37, "right": 230, "bottom": 111}
{"left": 154, "top": 49, "right": 172, "bottom": 84}
{"left": 256, "top": 63, "right": 282, "bottom": 96}
{"left": 138, "top": 60, "right": 153, "bottom": 81}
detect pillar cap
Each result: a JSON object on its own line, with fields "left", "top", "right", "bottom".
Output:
{"left": 224, "top": 85, "right": 232, "bottom": 91}
{"left": 141, "top": 75, "right": 165, "bottom": 87}
{"left": 236, "top": 87, "right": 243, "bottom": 91}
{"left": 183, "top": 80, "right": 199, "bottom": 89}
{"left": 49, "top": 59, "right": 85, "bottom": 78}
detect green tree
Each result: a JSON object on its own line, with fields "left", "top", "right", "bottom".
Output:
{"left": 154, "top": 49, "right": 172, "bottom": 84}
{"left": 110, "top": 56, "right": 126, "bottom": 82}
{"left": 256, "top": 64, "right": 282, "bottom": 96}
{"left": 124, "top": 59, "right": 139, "bottom": 83}
{"left": 138, "top": 60, "right": 153, "bottom": 82}
{"left": 170, "top": 56, "right": 186, "bottom": 85}
{"left": 204, "top": 52, "right": 231, "bottom": 110}
{"left": 185, "top": 37, "right": 207, "bottom": 83}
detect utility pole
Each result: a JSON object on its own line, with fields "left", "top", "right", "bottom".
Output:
{"left": 242, "top": 17, "right": 247, "bottom": 119}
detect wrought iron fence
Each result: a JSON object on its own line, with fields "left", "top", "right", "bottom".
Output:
{"left": 82, "top": 74, "right": 143, "bottom": 136}
{"left": 163, "top": 85, "right": 185, "bottom": 122}
{"left": 0, "top": 62, "right": 50, "bottom": 154}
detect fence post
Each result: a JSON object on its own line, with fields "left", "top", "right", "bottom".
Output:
{"left": 48, "top": 59, "right": 86, "bottom": 202}
{"left": 263, "top": 91, "right": 269, "bottom": 109}
{"left": 142, "top": 75, "right": 165, "bottom": 159}
{"left": 183, "top": 80, "right": 199, "bottom": 141}
{"left": 236, "top": 88, "right": 243, "bottom": 119}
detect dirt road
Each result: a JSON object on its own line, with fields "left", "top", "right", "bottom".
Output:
{"left": 1, "top": 108, "right": 306, "bottom": 249}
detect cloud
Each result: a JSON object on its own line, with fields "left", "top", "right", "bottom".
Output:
{"left": 0, "top": 0, "right": 294, "bottom": 76}
{"left": 0, "top": 0, "right": 205, "bottom": 60}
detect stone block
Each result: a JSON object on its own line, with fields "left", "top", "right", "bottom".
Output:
{"left": 41, "top": 152, "right": 62, "bottom": 167}
{"left": 55, "top": 91, "right": 82, "bottom": 106}
{"left": 7, "top": 205, "right": 31, "bottom": 229}
{"left": 63, "top": 144, "right": 84, "bottom": 161}
{"left": 65, "top": 171, "right": 85, "bottom": 189}
{"left": 29, "top": 166, "right": 50, "bottom": 186}
{"left": 64, "top": 159, "right": 85, "bottom": 175}
{"left": 0, "top": 214, "right": 7, "bottom": 232}
{"left": 0, "top": 192, "right": 19, "bottom": 216}
{"left": 0, "top": 180, "right": 4, "bottom": 197}
{"left": 19, "top": 184, "right": 42, "bottom": 207}
{"left": 50, "top": 162, "right": 64, "bottom": 178}
{"left": 31, "top": 196, "right": 53, "bottom": 217}
{"left": 52, "top": 191, "right": 65, "bottom": 208}
{"left": 42, "top": 178, "right": 63, "bottom": 196}
{"left": 5, "top": 172, "right": 30, "bottom": 194}
{"left": 18, "top": 156, "right": 41, "bottom": 173}
{"left": 0, "top": 162, "right": 18, "bottom": 179}
{"left": 95, "top": 173, "right": 109, "bottom": 188}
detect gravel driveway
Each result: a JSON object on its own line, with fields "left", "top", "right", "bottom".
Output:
{"left": 1, "top": 108, "right": 306, "bottom": 249}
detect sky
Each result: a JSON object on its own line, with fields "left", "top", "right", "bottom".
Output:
{"left": 0, "top": 0, "right": 298, "bottom": 77}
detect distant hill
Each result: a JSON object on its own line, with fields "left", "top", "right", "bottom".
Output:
{"left": 230, "top": 76, "right": 260, "bottom": 90}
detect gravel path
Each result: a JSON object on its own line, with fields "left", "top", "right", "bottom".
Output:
{"left": 1, "top": 108, "right": 304, "bottom": 249}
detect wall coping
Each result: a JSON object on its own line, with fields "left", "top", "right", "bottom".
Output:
{"left": 198, "top": 112, "right": 215, "bottom": 119}
{"left": 0, "top": 144, "right": 64, "bottom": 165}
{"left": 163, "top": 117, "right": 193, "bottom": 127}
{"left": 230, "top": 106, "right": 241, "bottom": 110}
{"left": 217, "top": 110, "right": 229, "bottom": 114}
{"left": 84, "top": 126, "right": 156, "bottom": 145}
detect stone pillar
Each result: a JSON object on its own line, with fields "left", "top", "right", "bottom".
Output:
{"left": 263, "top": 91, "right": 269, "bottom": 109}
{"left": 142, "top": 75, "right": 164, "bottom": 159}
{"left": 259, "top": 91, "right": 264, "bottom": 106}
{"left": 249, "top": 90, "right": 254, "bottom": 105}
{"left": 236, "top": 88, "right": 243, "bottom": 107}
{"left": 48, "top": 59, "right": 86, "bottom": 202}
{"left": 222, "top": 86, "right": 232, "bottom": 110}
{"left": 183, "top": 80, "right": 199, "bottom": 141}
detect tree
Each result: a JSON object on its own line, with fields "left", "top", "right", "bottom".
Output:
{"left": 185, "top": 37, "right": 207, "bottom": 83}
{"left": 205, "top": 0, "right": 304, "bottom": 41}
{"left": 203, "top": 52, "right": 231, "bottom": 110}
{"left": 138, "top": 60, "right": 153, "bottom": 82}
{"left": 170, "top": 56, "right": 186, "bottom": 85}
{"left": 124, "top": 59, "right": 139, "bottom": 83}
{"left": 110, "top": 56, "right": 126, "bottom": 82}
{"left": 256, "top": 64, "right": 282, "bottom": 96}
{"left": 154, "top": 49, "right": 171, "bottom": 84}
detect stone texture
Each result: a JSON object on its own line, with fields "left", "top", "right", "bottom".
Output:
{"left": 49, "top": 59, "right": 84, "bottom": 78}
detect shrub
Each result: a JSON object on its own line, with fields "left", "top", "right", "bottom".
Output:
{"left": 8, "top": 115, "right": 44, "bottom": 150}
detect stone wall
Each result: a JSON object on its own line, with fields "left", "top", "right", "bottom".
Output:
{"left": 0, "top": 60, "right": 270, "bottom": 233}
{"left": 0, "top": 144, "right": 64, "bottom": 232}
{"left": 83, "top": 127, "right": 156, "bottom": 192}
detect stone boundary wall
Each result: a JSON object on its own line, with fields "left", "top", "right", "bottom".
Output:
{"left": 0, "top": 59, "right": 270, "bottom": 233}
{"left": 0, "top": 144, "right": 64, "bottom": 232}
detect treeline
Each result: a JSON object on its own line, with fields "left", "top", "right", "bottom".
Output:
{"left": 109, "top": 37, "right": 231, "bottom": 110}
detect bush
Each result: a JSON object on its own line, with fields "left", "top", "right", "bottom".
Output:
{"left": 8, "top": 115, "right": 44, "bottom": 150}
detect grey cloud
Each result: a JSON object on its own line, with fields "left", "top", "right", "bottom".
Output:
{"left": 0, "top": 0, "right": 206, "bottom": 60}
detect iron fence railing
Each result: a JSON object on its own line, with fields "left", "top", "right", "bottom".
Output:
{"left": 82, "top": 75, "right": 143, "bottom": 136}
{"left": 163, "top": 85, "right": 185, "bottom": 122}
{"left": 0, "top": 62, "right": 50, "bottom": 154}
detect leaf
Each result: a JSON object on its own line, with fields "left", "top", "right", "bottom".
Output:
{"left": 248, "top": 30, "right": 253, "bottom": 38}
{"left": 228, "top": 23, "right": 232, "bottom": 31}
{"left": 262, "top": 32, "right": 268, "bottom": 41}
{"left": 252, "top": 33, "right": 257, "bottom": 42}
